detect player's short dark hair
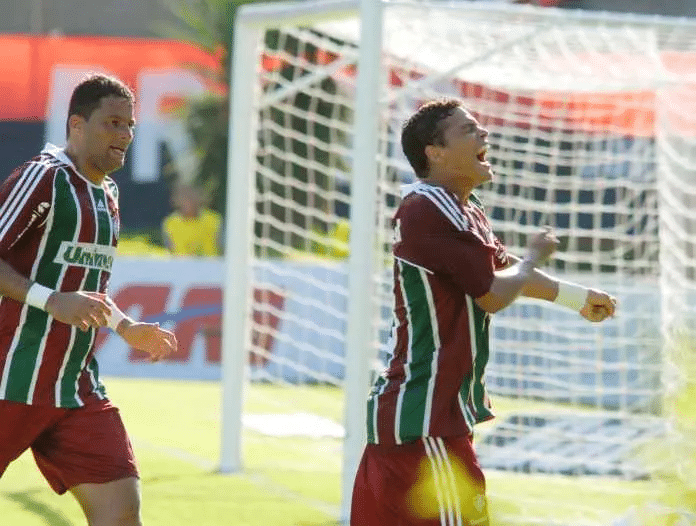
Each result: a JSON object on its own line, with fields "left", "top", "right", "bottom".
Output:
{"left": 66, "top": 74, "right": 134, "bottom": 138}
{"left": 401, "top": 98, "right": 462, "bottom": 179}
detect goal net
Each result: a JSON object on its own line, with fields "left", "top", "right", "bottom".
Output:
{"left": 223, "top": 1, "right": 696, "bottom": 524}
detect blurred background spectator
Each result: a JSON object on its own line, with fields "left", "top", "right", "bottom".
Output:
{"left": 162, "top": 183, "right": 223, "bottom": 256}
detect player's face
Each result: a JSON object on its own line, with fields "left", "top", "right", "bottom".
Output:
{"left": 82, "top": 95, "right": 135, "bottom": 177}
{"left": 437, "top": 107, "right": 492, "bottom": 186}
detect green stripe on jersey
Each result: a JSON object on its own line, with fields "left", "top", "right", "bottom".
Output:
{"left": 459, "top": 301, "right": 493, "bottom": 423}
{"left": 396, "top": 262, "right": 436, "bottom": 443}
{"left": 3, "top": 170, "right": 78, "bottom": 403}
{"left": 91, "top": 185, "right": 111, "bottom": 400}
{"left": 58, "top": 185, "right": 112, "bottom": 406}
{"left": 366, "top": 375, "right": 387, "bottom": 443}
{"left": 37, "top": 169, "right": 81, "bottom": 284}
{"left": 471, "top": 308, "right": 493, "bottom": 420}
{"left": 2, "top": 314, "right": 50, "bottom": 402}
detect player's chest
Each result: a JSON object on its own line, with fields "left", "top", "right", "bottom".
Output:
{"left": 52, "top": 184, "right": 117, "bottom": 244}
{"left": 462, "top": 206, "right": 496, "bottom": 246}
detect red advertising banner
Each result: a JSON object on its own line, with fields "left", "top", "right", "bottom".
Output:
{"left": 0, "top": 34, "right": 219, "bottom": 121}
{"left": 95, "top": 257, "right": 346, "bottom": 383}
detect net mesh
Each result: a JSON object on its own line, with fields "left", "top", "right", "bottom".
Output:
{"left": 235, "top": 3, "right": 696, "bottom": 524}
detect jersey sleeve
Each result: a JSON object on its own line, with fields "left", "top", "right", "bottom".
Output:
{"left": 492, "top": 235, "right": 509, "bottom": 270}
{"left": 393, "top": 194, "right": 498, "bottom": 298}
{"left": 470, "top": 192, "right": 509, "bottom": 271}
{"left": 0, "top": 162, "right": 54, "bottom": 256}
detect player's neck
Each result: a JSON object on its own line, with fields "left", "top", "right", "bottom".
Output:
{"left": 64, "top": 146, "right": 106, "bottom": 185}
{"left": 425, "top": 173, "right": 473, "bottom": 202}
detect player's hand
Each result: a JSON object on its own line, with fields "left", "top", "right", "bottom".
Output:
{"left": 526, "top": 227, "right": 559, "bottom": 266}
{"left": 45, "top": 291, "right": 111, "bottom": 332}
{"left": 580, "top": 289, "right": 617, "bottom": 323}
{"left": 119, "top": 321, "right": 177, "bottom": 362}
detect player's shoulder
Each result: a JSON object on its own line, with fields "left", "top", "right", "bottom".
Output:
{"left": 399, "top": 181, "right": 469, "bottom": 232}
{"left": 4, "top": 152, "right": 63, "bottom": 191}
{"left": 19, "top": 151, "right": 64, "bottom": 174}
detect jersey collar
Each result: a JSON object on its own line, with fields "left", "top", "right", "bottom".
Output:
{"left": 42, "top": 143, "right": 78, "bottom": 170}
{"left": 401, "top": 180, "right": 462, "bottom": 203}
{"left": 41, "top": 143, "right": 105, "bottom": 189}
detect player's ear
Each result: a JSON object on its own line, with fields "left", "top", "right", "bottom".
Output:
{"left": 68, "top": 114, "right": 85, "bottom": 139}
{"left": 424, "top": 144, "right": 443, "bottom": 165}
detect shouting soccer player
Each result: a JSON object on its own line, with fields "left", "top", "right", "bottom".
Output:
{"left": 350, "top": 99, "right": 617, "bottom": 526}
{"left": 0, "top": 75, "right": 176, "bottom": 526}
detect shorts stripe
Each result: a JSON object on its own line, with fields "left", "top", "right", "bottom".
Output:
{"left": 423, "top": 437, "right": 451, "bottom": 526}
{"left": 435, "top": 437, "right": 463, "bottom": 526}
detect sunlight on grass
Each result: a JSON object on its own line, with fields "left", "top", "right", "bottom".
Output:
{"left": 3, "top": 377, "right": 694, "bottom": 525}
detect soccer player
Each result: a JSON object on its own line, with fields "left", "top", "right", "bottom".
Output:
{"left": 350, "top": 99, "right": 617, "bottom": 526}
{"left": 0, "top": 74, "right": 177, "bottom": 526}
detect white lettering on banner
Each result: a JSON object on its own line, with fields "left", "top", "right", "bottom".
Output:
{"left": 45, "top": 67, "right": 206, "bottom": 184}
{"left": 132, "top": 70, "right": 206, "bottom": 183}
{"left": 46, "top": 67, "right": 114, "bottom": 147}
{"left": 94, "top": 257, "right": 651, "bottom": 410}
{"left": 95, "top": 257, "right": 349, "bottom": 382}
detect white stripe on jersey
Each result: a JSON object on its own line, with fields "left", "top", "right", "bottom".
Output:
{"left": 422, "top": 267, "right": 441, "bottom": 437}
{"left": 0, "top": 163, "right": 57, "bottom": 402}
{"left": 394, "top": 256, "right": 434, "bottom": 275}
{"left": 393, "top": 259, "right": 414, "bottom": 446}
{"left": 371, "top": 389, "right": 380, "bottom": 445}
{"left": 0, "top": 161, "right": 52, "bottom": 243}
{"left": 465, "top": 295, "right": 479, "bottom": 422}
{"left": 0, "top": 297, "right": 34, "bottom": 400}
{"left": 412, "top": 184, "right": 469, "bottom": 231}
{"left": 54, "top": 172, "right": 86, "bottom": 407}
{"left": 85, "top": 184, "right": 111, "bottom": 399}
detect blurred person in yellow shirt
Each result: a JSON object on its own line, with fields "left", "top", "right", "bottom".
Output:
{"left": 326, "top": 219, "right": 350, "bottom": 259}
{"left": 162, "top": 183, "right": 222, "bottom": 256}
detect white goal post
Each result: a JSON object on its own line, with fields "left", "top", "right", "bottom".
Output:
{"left": 222, "top": 1, "right": 696, "bottom": 524}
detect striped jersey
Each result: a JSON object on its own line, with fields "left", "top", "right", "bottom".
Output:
{"left": 367, "top": 181, "right": 509, "bottom": 446}
{"left": 0, "top": 143, "right": 119, "bottom": 408}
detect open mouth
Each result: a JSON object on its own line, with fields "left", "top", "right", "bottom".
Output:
{"left": 477, "top": 145, "right": 488, "bottom": 163}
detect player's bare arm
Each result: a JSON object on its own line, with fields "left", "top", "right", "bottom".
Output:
{"left": 95, "top": 295, "right": 177, "bottom": 362}
{"left": 0, "top": 258, "right": 111, "bottom": 332}
{"left": 505, "top": 255, "right": 617, "bottom": 323}
{"left": 117, "top": 320, "right": 177, "bottom": 362}
{"left": 475, "top": 228, "right": 558, "bottom": 313}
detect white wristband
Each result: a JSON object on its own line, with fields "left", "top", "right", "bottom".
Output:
{"left": 25, "top": 283, "right": 54, "bottom": 311}
{"left": 107, "top": 304, "right": 127, "bottom": 332}
{"left": 555, "top": 280, "right": 588, "bottom": 312}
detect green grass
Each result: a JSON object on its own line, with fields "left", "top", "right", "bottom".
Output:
{"left": 1, "top": 379, "right": 342, "bottom": 526}
{"left": 0, "top": 377, "right": 692, "bottom": 526}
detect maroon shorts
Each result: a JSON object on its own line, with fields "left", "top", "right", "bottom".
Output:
{"left": 0, "top": 398, "right": 139, "bottom": 494}
{"left": 351, "top": 436, "right": 489, "bottom": 526}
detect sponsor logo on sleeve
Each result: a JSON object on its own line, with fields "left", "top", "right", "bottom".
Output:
{"left": 8, "top": 202, "right": 51, "bottom": 249}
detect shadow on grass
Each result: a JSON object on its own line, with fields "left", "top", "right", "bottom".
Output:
{"left": 3, "top": 489, "right": 73, "bottom": 526}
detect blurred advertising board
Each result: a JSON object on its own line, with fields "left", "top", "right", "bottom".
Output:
{"left": 0, "top": 34, "right": 219, "bottom": 230}
{"left": 96, "top": 257, "right": 347, "bottom": 382}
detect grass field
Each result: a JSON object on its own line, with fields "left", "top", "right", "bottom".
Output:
{"left": 1, "top": 377, "right": 693, "bottom": 526}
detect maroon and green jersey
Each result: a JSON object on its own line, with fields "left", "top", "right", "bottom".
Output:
{"left": 0, "top": 143, "right": 119, "bottom": 408}
{"left": 367, "top": 181, "right": 509, "bottom": 445}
